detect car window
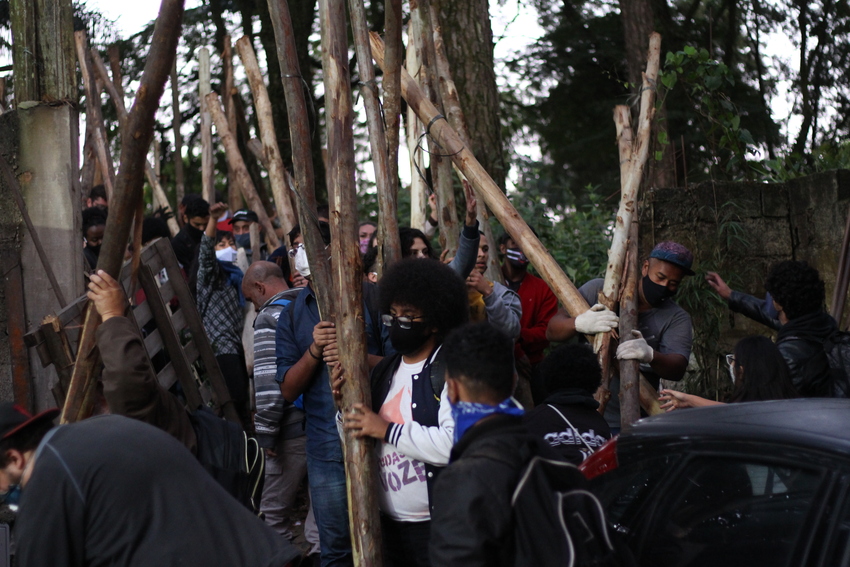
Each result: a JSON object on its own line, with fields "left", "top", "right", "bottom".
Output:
{"left": 824, "top": 480, "right": 850, "bottom": 567}
{"left": 590, "top": 454, "right": 678, "bottom": 531}
{"left": 639, "top": 457, "right": 824, "bottom": 567}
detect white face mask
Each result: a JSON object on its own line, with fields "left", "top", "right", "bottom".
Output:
{"left": 215, "top": 247, "right": 237, "bottom": 263}
{"left": 728, "top": 362, "right": 737, "bottom": 385}
{"left": 294, "top": 246, "right": 311, "bottom": 279}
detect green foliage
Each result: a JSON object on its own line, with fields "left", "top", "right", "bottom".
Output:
{"left": 673, "top": 200, "right": 755, "bottom": 400}
{"left": 753, "top": 141, "right": 850, "bottom": 183}
{"left": 510, "top": 181, "right": 612, "bottom": 285}
{"left": 659, "top": 46, "right": 756, "bottom": 179}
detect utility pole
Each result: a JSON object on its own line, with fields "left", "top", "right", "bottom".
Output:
{"left": 7, "top": 0, "right": 82, "bottom": 411}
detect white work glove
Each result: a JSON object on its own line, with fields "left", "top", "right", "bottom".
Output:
{"left": 574, "top": 304, "right": 619, "bottom": 335}
{"left": 616, "top": 330, "right": 654, "bottom": 363}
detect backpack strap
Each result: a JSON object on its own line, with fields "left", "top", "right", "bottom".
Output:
{"left": 426, "top": 348, "right": 446, "bottom": 400}
{"left": 547, "top": 404, "right": 596, "bottom": 455}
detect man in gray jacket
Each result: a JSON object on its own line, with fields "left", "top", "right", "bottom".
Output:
{"left": 243, "top": 262, "right": 318, "bottom": 552}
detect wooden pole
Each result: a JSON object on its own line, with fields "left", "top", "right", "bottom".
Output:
{"left": 431, "top": 9, "right": 503, "bottom": 283}
{"left": 413, "top": 1, "right": 459, "bottom": 257}
{"left": 75, "top": 30, "right": 115, "bottom": 200}
{"left": 222, "top": 36, "right": 241, "bottom": 213}
{"left": 267, "top": 0, "right": 335, "bottom": 316}
{"left": 235, "top": 35, "right": 298, "bottom": 236}
{"left": 348, "top": 0, "right": 401, "bottom": 272}
{"left": 595, "top": 36, "right": 659, "bottom": 325}
{"left": 91, "top": 49, "right": 180, "bottom": 237}
{"left": 62, "top": 0, "right": 185, "bottom": 424}
{"left": 595, "top": 105, "right": 634, "bottom": 412}
{"left": 384, "top": 0, "right": 403, "bottom": 258}
{"left": 170, "top": 60, "right": 185, "bottom": 206}
{"left": 319, "top": 1, "right": 382, "bottom": 564}
{"left": 0, "top": 77, "right": 6, "bottom": 113}
{"left": 199, "top": 47, "right": 215, "bottom": 205}
{"left": 80, "top": 113, "right": 97, "bottom": 199}
{"left": 107, "top": 44, "right": 124, "bottom": 100}
{"left": 405, "top": 29, "right": 428, "bottom": 233}
{"left": 618, "top": 220, "right": 641, "bottom": 429}
{"left": 206, "top": 92, "right": 281, "bottom": 250}
{"left": 371, "top": 32, "right": 590, "bottom": 317}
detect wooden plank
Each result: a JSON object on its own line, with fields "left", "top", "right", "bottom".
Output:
{"left": 151, "top": 238, "right": 239, "bottom": 423}
{"left": 183, "top": 340, "right": 199, "bottom": 364}
{"left": 39, "top": 317, "right": 75, "bottom": 403}
{"left": 171, "top": 308, "right": 187, "bottom": 333}
{"left": 131, "top": 300, "right": 153, "bottom": 329}
{"left": 143, "top": 328, "right": 165, "bottom": 358}
{"left": 138, "top": 263, "right": 204, "bottom": 411}
{"left": 156, "top": 361, "right": 179, "bottom": 390}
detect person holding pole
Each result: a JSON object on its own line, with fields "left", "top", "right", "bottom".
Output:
{"left": 547, "top": 241, "right": 695, "bottom": 431}
{"left": 275, "top": 221, "right": 390, "bottom": 567}
{"left": 330, "top": 257, "right": 469, "bottom": 567}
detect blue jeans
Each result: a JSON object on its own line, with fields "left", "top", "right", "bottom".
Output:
{"left": 307, "top": 456, "right": 352, "bottom": 567}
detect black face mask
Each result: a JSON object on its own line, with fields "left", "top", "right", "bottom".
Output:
{"left": 86, "top": 243, "right": 101, "bottom": 256}
{"left": 235, "top": 233, "right": 252, "bottom": 250}
{"left": 389, "top": 320, "right": 432, "bottom": 355}
{"left": 185, "top": 223, "right": 204, "bottom": 241}
{"left": 642, "top": 274, "right": 675, "bottom": 308}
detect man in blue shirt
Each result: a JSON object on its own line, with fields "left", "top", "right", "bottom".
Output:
{"left": 276, "top": 221, "right": 389, "bottom": 567}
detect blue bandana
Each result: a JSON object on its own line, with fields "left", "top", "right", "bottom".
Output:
{"left": 451, "top": 397, "right": 524, "bottom": 444}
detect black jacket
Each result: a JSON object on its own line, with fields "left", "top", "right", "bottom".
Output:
{"left": 523, "top": 389, "right": 612, "bottom": 464}
{"left": 429, "top": 414, "right": 554, "bottom": 567}
{"left": 729, "top": 291, "right": 837, "bottom": 397}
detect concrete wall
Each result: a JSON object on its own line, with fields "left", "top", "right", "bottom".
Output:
{"left": 640, "top": 170, "right": 850, "bottom": 390}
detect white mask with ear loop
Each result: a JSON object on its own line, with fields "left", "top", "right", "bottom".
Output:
{"left": 294, "top": 246, "right": 311, "bottom": 279}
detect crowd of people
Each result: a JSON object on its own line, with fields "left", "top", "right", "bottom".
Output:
{"left": 0, "top": 184, "right": 845, "bottom": 566}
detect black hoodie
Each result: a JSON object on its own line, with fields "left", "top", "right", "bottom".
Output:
{"left": 776, "top": 311, "right": 838, "bottom": 397}
{"left": 523, "top": 389, "right": 612, "bottom": 464}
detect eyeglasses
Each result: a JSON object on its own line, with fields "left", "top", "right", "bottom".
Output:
{"left": 381, "top": 314, "right": 425, "bottom": 329}
{"left": 725, "top": 354, "right": 735, "bottom": 367}
{"left": 288, "top": 243, "right": 304, "bottom": 258}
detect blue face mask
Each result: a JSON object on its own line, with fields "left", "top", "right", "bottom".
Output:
{"left": 450, "top": 397, "right": 524, "bottom": 444}
{"left": 0, "top": 484, "right": 21, "bottom": 511}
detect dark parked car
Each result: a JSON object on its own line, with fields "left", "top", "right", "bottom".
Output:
{"left": 579, "top": 398, "right": 850, "bottom": 567}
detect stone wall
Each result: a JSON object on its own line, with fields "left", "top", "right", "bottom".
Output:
{"left": 640, "top": 169, "right": 850, "bottom": 356}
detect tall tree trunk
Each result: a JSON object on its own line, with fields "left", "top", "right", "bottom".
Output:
{"left": 435, "top": 0, "right": 506, "bottom": 192}
{"left": 618, "top": 0, "right": 674, "bottom": 188}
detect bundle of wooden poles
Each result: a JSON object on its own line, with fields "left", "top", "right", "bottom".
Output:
{"left": 61, "top": 0, "right": 667, "bottom": 563}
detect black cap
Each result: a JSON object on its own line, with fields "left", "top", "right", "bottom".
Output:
{"left": 229, "top": 209, "right": 259, "bottom": 225}
{"left": 0, "top": 403, "right": 59, "bottom": 441}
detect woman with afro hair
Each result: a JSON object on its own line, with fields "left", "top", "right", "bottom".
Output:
{"left": 331, "top": 257, "right": 469, "bottom": 567}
